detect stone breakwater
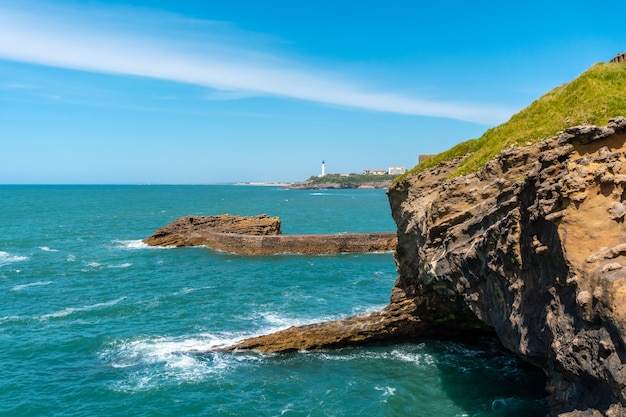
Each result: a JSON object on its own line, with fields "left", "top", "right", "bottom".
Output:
{"left": 143, "top": 214, "right": 397, "bottom": 255}
{"left": 225, "top": 117, "right": 626, "bottom": 417}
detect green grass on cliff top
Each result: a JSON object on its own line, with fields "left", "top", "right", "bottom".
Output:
{"left": 400, "top": 61, "right": 626, "bottom": 180}
{"left": 303, "top": 173, "right": 396, "bottom": 185}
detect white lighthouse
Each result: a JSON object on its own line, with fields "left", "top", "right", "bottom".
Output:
{"left": 321, "top": 160, "right": 326, "bottom": 177}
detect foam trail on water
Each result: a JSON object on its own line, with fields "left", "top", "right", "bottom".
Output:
{"left": 39, "top": 246, "right": 59, "bottom": 252}
{"left": 108, "top": 263, "right": 132, "bottom": 269}
{"left": 39, "top": 297, "right": 127, "bottom": 320}
{"left": 12, "top": 281, "right": 53, "bottom": 291}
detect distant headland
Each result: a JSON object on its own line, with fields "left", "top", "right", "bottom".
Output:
{"left": 288, "top": 173, "right": 398, "bottom": 190}
{"left": 287, "top": 158, "right": 438, "bottom": 190}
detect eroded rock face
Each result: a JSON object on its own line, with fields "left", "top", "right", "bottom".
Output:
{"left": 388, "top": 117, "right": 626, "bottom": 416}
{"left": 143, "top": 214, "right": 281, "bottom": 246}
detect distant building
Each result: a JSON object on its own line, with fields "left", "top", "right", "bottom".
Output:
{"left": 388, "top": 166, "right": 406, "bottom": 175}
{"left": 373, "top": 169, "right": 386, "bottom": 176}
{"left": 363, "top": 169, "right": 371, "bottom": 175}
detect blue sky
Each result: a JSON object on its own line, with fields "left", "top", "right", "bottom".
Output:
{"left": 1, "top": 0, "right": 624, "bottom": 184}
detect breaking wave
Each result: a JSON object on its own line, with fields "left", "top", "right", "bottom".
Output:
{"left": 112, "top": 240, "right": 173, "bottom": 250}
{"left": 100, "top": 332, "right": 256, "bottom": 392}
{"left": 0, "top": 251, "right": 28, "bottom": 267}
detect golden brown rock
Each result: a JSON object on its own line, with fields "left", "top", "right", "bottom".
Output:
{"left": 143, "top": 214, "right": 397, "bottom": 255}
{"left": 143, "top": 214, "right": 281, "bottom": 247}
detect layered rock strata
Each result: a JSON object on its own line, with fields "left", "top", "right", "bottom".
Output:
{"left": 388, "top": 117, "right": 626, "bottom": 416}
{"left": 225, "top": 118, "right": 626, "bottom": 416}
{"left": 144, "top": 214, "right": 397, "bottom": 255}
{"left": 143, "top": 214, "right": 281, "bottom": 246}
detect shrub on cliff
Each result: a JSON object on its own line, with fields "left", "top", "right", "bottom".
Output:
{"left": 400, "top": 60, "right": 626, "bottom": 180}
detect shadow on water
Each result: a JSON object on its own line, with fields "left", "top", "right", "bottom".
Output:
{"left": 427, "top": 335, "right": 548, "bottom": 417}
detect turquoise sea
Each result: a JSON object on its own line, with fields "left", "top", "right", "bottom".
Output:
{"left": 0, "top": 185, "right": 547, "bottom": 416}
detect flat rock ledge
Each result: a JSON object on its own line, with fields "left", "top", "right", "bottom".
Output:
{"left": 223, "top": 287, "right": 491, "bottom": 353}
{"left": 143, "top": 214, "right": 397, "bottom": 255}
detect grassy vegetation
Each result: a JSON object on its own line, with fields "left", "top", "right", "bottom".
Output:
{"left": 304, "top": 173, "right": 397, "bottom": 185}
{"left": 397, "top": 61, "right": 626, "bottom": 182}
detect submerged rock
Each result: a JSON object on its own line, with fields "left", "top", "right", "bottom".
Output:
{"left": 226, "top": 117, "right": 626, "bottom": 416}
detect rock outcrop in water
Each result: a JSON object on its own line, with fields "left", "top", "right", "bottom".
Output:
{"left": 143, "top": 214, "right": 397, "bottom": 255}
{"left": 226, "top": 118, "right": 626, "bottom": 416}
{"left": 143, "top": 215, "right": 282, "bottom": 246}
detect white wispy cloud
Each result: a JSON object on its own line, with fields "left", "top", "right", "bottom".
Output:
{"left": 0, "top": 2, "right": 512, "bottom": 124}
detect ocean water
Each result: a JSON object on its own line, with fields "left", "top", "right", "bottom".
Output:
{"left": 0, "top": 185, "right": 547, "bottom": 416}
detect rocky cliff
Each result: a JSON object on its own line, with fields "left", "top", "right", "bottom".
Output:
{"left": 388, "top": 117, "right": 626, "bottom": 416}
{"left": 225, "top": 118, "right": 626, "bottom": 416}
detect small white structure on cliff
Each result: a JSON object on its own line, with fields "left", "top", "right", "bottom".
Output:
{"left": 320, "top": 160, "right": 326, "bottom": 177}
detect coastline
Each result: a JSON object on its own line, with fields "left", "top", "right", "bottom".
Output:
{"left": 233, "top": 182, "right": 293, "bottom": 187}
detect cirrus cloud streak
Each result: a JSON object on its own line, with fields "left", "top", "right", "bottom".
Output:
{"left": 0, "top": 2, "right": 512, "bottom": 125}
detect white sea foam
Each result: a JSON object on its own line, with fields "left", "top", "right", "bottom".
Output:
{"left": 114, "top": 239, "right": 149, "bottom": 249}
{"left": 39, "top": 246, "right": 59, "bottom": 252}
{"left": 108, "top": 262, "right": 132, "bottom": 269}
{"left": 253, "top": 311, "right": 342, "bottom": 331}
{"left": 316, "top": 345, "right": 435, "bottom": 368}
{"left": 0, "top": 251, "right": 28, "bottom": 266}
{"left": 113, "top": 239, "right": 173, "bottom": 250}
{"left": 39, "top": 297, "right": 126, "bottom": 320}
{"left": 0, "top": 315, "right": 24, "bottom": 324}
{"left": 171, "top": 286, "right": 213, "bottom": 296}
{"left": 257, "top": 311, "right": 294, "bottom": 327}
{"left": 375, "top": 385, "right": 397, "bottom": 397}
{"left": 101, "top": 332, "right": 252, "bottom": 392}
{"left": 12, "top": 280, "right": 53, "bottom": 291}
{"left": 350, "top": 304, "right": 387, "bottom": 316}
{"left": 390, "top": 348, "right": 435, "bottom": 366}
